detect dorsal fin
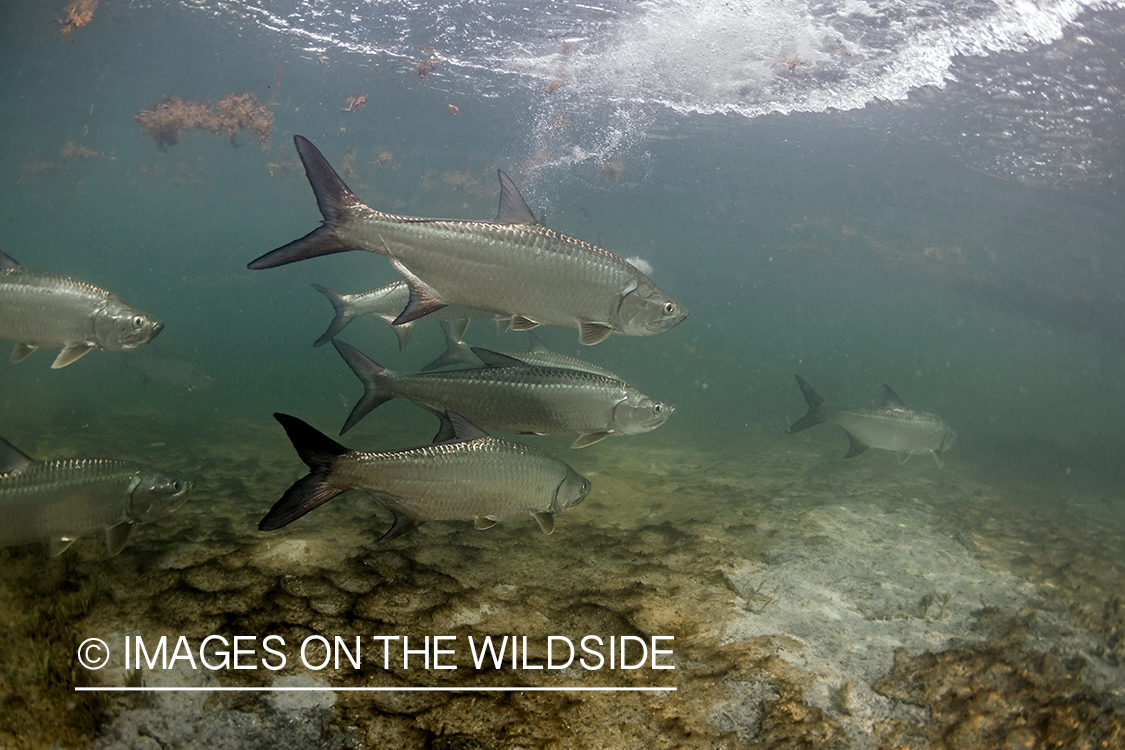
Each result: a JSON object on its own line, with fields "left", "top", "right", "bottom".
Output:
{"left": 0, "top": 438, "right": 35, "bottom": 473}
{"left": 882, "top": 384, "right": 907, "bottom": 409}
{"left": 471, "top": 347, "right": 529, "bottom": 368}
{"left": 0, "top": 251, "right": 19, "bottom": 269}
{"left": 444, "top": 411, "right": 490, "bottom": 442}
{"left": 526, "top": 331, "right": 548, "bottom": 352}
{"left": 494, "top": 170, "right": 538, "bottom": 225}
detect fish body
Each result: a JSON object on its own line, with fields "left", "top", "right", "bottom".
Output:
{"left": 310, "top": 281, "right": 490, "bottom": 349}
{"left": 334, "top": 340, "right": 672, "bottom": 447}
{"left": 130, "top": 345, "right": 216, "bottom": 391}
{"left": 259, "top": 412, "right": 591, "bottom": 543}
{"left": 0, "top": 251, "right": 163, "bottom": 368}
{"left": 422, "top": 322, "right": 620, "bottom": 379}
{"left": 249, "top": 136, "right": 688, "bottom": 345}
{"left": 0, "top": 438, "right": 191, "bottom": 556}
{"left": 786, "top": 375, "right": 956, "bottom": 466}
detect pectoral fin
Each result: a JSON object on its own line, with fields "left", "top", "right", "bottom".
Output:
{"left": 104, "top": 524, "right": 134, "bottom": 557}
{"left": 474, "top": 516, "right": 498, "bottom": 530}
{"left": 897, "top": 450, "right": 911, "bottom": 465}
{"left": 51, "top": 343, "right": 94, "bottom": 368}
{"left": 11, "top": 343, "right": 36, "bottom": 363}
{"left": 571, "top": 432, "right": 612, "bottom": 449}
{"left": 843, "top": 431, "right": 869, "bottom": 459}
{"left": 578, "top": 322, "right": 613, "bottom": 345}
{"left": 932, "top": 450, "right": 944, "bottom": 469}
{"left": 532, "top": 511, "right": 556, "bottom": 535}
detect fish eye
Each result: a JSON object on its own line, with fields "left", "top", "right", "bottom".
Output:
{"left": 663, "top": 302, "right": 676, "bottom": 315}
{"left": 653, "top": 403, "right": 664, "bottom": 413}
{"left": 132, "top": 315, "right": 146, "bottom": 328}
{"left": 172, "top": 480, "right": 182, "bottom": 492}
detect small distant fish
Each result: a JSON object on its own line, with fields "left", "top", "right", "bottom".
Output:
{"left": 310, "top": 281, "right": 490, "bottom": 349}
{"left": 0, "top": 251, "right": 163, "bottom": 368}
{"left": 0, "top": 437, "right": 191, "bottom": 556}
{"left": 421, "top": 321, "right": 620, "bottom": 379}
{"left": 129, "top": 345, "right": 216, "bottom": 392}
{"left": 786, "top": 375, "right": 957, "bottom": 466}
{"left": 333, "top": 339, "right": 672, "bottom": 447}
{"left": 249, "top": 135, "right": 688, "bottom": 345}
{"left": 259, "top": 411, "right": 591, "bottom": 542}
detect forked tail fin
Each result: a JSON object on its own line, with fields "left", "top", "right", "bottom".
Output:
{"left": 259, "top": 413, "right": 350, "bottom": 531}
{"left": 785, "top": 374, "right": 827, "bottom": 434}
{"left": 248, "top": 135, "right": 360, "bottom": 270}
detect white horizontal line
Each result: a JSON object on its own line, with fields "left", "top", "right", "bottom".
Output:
{"left": 76, "top": 686, "right": 676, "bottom": 693}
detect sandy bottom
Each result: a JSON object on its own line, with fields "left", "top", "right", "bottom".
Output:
{"left": 1, "top": 410, "right": 1123, "bottom": 749}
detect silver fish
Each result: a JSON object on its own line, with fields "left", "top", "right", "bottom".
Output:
{"left": 259, "top": 411, "right": 591, "bottom": 543}
{"left": 333, "top": 339, "right": 673, "bottom": 448}
{"left": 129, "top": 345, "right": 217, "bottom": 392}
{"left": 786, "top": 375, "right": 957, "bottom": 467}
{"left": 0, "top": 438, "right": 191, "bottom": 556}
{"left": 0, "top": 251, "right": 164, "bottom": 368}
{"left": 422, "top": 321, "right": 621, "bottom": 379}
{"left": 249, "top": 135, "right": 688, "bottom": 345}
{"left": 310, "top": 281, "right": 491, "bottom": 349}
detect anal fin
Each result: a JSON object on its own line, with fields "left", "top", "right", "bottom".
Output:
{"left": 376, "top": 506, "right": 423, "bottom": 544}
{"left": 387, "top": 256, "right": 447, "bottom": 325}
{"left": 49, "top": 537, "right": 78, "bottom": 557}
{"left": 843, "top": 431, "right": 870, "bottom": 459}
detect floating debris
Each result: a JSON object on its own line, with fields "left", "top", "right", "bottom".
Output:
{"left": 60, "top": 141, "right": 98, "bottom": 161}
{"left": 411, "top": 50, "right": 439, "bottom": 81}
{"left": 772, "top": 56, "right": 805, "bottom": 74}
{"left": 598, "top": 154, "right": 625, "bottom": 183}
{"left": 341, "top": 93, "right": 367, "bottom": 113}
{"left": 548, "top": 41, "right": 571, "bottom": 94}
{"left": 134, "top": 93, "right": 272, "bottom": 151}
{"left": 56, "top": 0, "right": 96, "bottom": 41}
{"left": 372, "top": 147, "right": 393, "bottom": 170}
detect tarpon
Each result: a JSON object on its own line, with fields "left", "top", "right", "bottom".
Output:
{"left": 333, "top": 339, "right": 672, "bottom": 447}
{"left": 422, "top": 322, "right": 620, "bottom": 379}
{"left": 0, "top": 438, "right": 191, "bottom": 556}
{"left": 786, "top": 375, "right": 957, "bottom": 466}
{"left": 259, "top": 411, "right": 591, "bottom": 542}
{"left": 248, "top": 135, "right": 688, "bottom": 345}
{"left": 129, "top": 345, "right": 217, "bottom": 392}
{"left": 0, "top": 251, "right": 164, "bottom": 368}
{"left": 310, "top": 281, "right": 491, "bottom": 349}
